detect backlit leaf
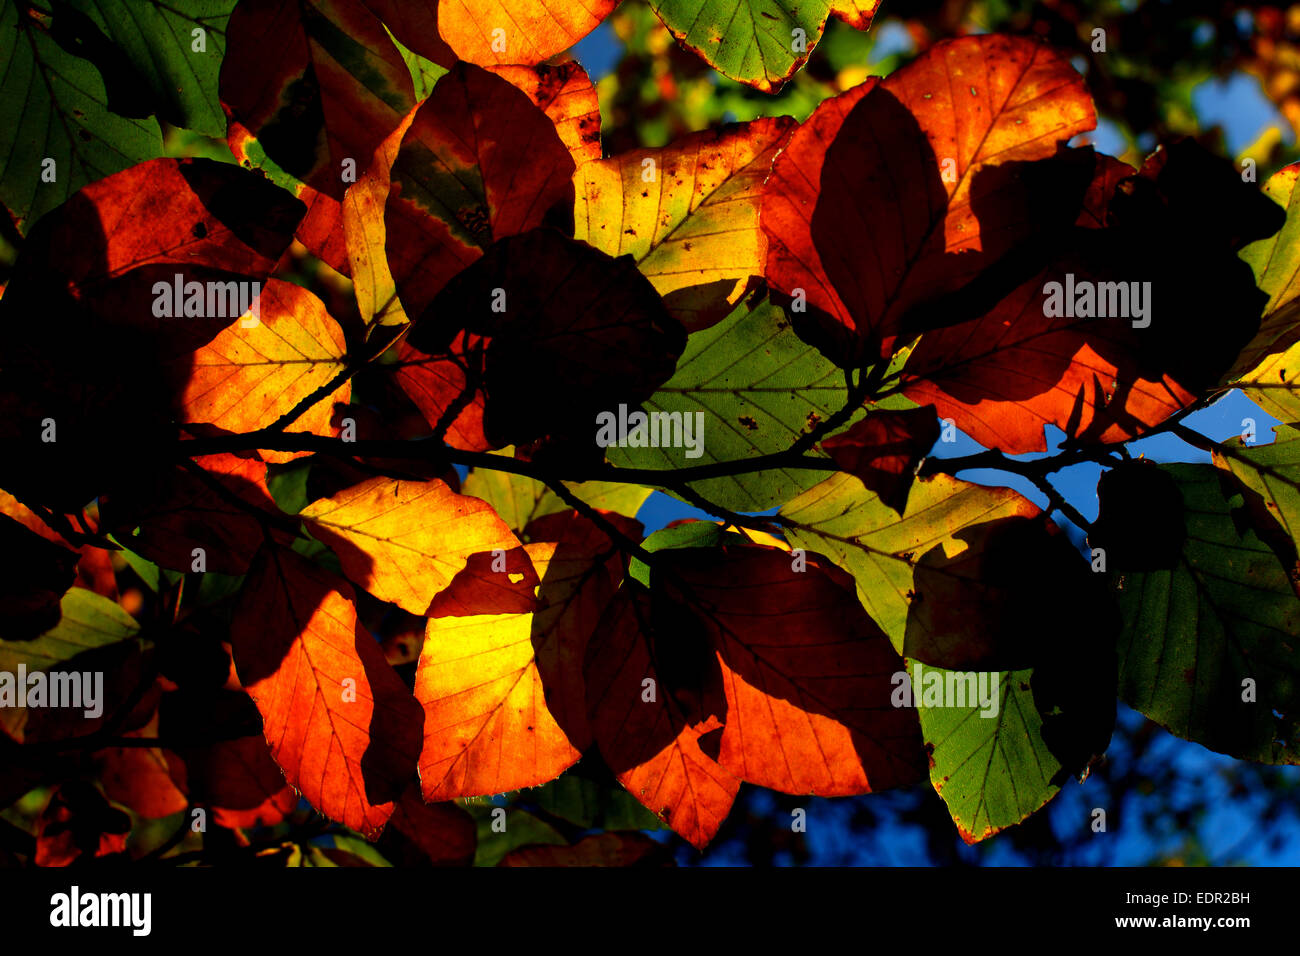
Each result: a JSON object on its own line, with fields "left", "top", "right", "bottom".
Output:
{"left": 168, "top": 278, "right": 350, "bottom": 463}
{"left": 231, "top": 546, "right": 423, "bottom": 837}
{"left": 384, "top": 62, "right": 577, "bottom": 324}
{"left": 762, "top": 35, "right": 1096, "bottom": 365}
{"left": 574, "top": 117, "right": 795, "bottom": 329}
{"left": 220, "top": 0, "right": 416, "bottom": 201}
{"left": 779, "top": 471, "right": 1041, "bottom": 655}
{"left": 300, "top": 476, "right": 537, "bottom": 616}
{"left": 1104, "top": 463, "right": 1300, "bottom": 763}
{"left": 416, "top": 514, "right": 626, "bottom": 798}
{"left": 433, "top": 0, "right": 618, "bottom": 67}
{"left": 0, "top": 0, "right": 163, "bottom": 234}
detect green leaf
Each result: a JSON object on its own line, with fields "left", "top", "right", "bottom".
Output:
{"left": 1110, "top": 463, "right": 1300, "bottom": 763}
{"left": 314, "top": 834, "right": 394, "bottom": 866}
{"left": 267, "top": 461, "right": 313, "bottom": 517}
{"left": 462, "top": 454, "right": 652, "bottom": 533}
{"left": 1213, "top": 422, "right": 1300, "bottom": 556}
{"left": 0, "top": 0, "right": 163, "bottom": 234}
{"left": 465, "top": 804, "right": 564, "bottom": 867}
{"left": 530, "top": 766, "right": 666, "bottom": 832}
{"left": 66, "top": 0, "right": 237, "bottom": 136}
{"left": 628, "top": 520, "right": 742, "bottom": 587}
{"left": 779, "top": 472, "right": 1039, "bottom": 653}
{"left": 384, "top": 22, "right": 447, "bottom": 100}
{"left": 916, "top": 662, "right": 1063, "bottom": 844}
{"left": 607, "top": 296, "right": 851, "bottom": 511}
{"left": 0, "top": 587, "right": 139, "bottom": 672}
{"left": 1230, "top": 163, "right": 1300, "bottom": 380}
{"left": 648, "top": 0, "right": 832, "bottom": 91}
{"left": 0, "top": 587, "right": 143, "bottom": 742}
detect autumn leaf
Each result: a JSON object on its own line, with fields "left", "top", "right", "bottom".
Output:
{"left": 431, "top": 0, "right": 618, "bottom": 67}
{"left": 585, "top": 586, "right": 739, "bottom": 849}
{"left": 220, "top": 0, "right": 416, "bottom": 202}
{"left": 231, "top": 546, "right": 423, "bottom": 837}
{"left": 574, "top": 117, "right": 795, "bottom": 329}
{"left": 300, "top": 476, "right": 538, "bottom": 616}
{"left": 0, "top": 158, "right": 303, "bottom": 511}
{"left": 900, "top": 141, "right": 1282, "bottom": 453}
{"left": 175, "top": 699, "right": 302, "bottom": 830}
{"left": 101, "top": 454, "right": 286, "bottom": 575}
{"left": 406, "top": 229, "right": 686, "bottom": 448}
{"left": 343, "top": 102, "right": 423, "bottom": 329}
{"left": 658, "top": 545, "right": 927, "bottom": 796}
{"left": 34, "top": 783, "right": 131, "bottom": 867}
{"left": 830, "top": 0, "right": 880, "bottom": 30}
{"left": 380, "top": 784, "right": 477, "bottom": 866}
{"left": 167, "top": 278, "right": 350, "bottom": 462}
{"left": 820, "top": 405, "right": 941, "bottom": 514}
{"left": 226, "top": 122, "right": 352, "bottom": 275}
{"left": 416, "top": 512, "right": 629, "bottom": 798}
{"left": 0, "top": 491, "right": 117, "bottom": 600}
{"left": 96, "top": 714, "right": 189, "bottom": 820}
{"left": 391, "top": 335, "right": 492, "bottom": 450}
{"left": 384, "top": 62, "right": 577, "bottom": 325}
{"left": 490, "top": 62, "right": 603, "bottom": 167}
{"left": 763, "top": 35, "right": 1096, "bottom": 365}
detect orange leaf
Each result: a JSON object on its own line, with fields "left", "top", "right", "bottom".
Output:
{"left": 97, "top": 745, "right": 188, "bottom": 820}
{"left": 660, "top": 546, "right": 927, "bottom": 796}
{"left": 435, "top": 0, "right": 618, "bottom": 66}
{"left": 490, "top": 62, "right": 603, "bottom": 167}
{"left": 231, "top": 548, "right": 422, "bottom": 837}
{"left": 101, "top": 454, "right": 284, "bottom": 574}
{"left": 170, "top": 279, "right": 350, "bottom": 463}
{"left": 820, "top": 406, "right": 941, "bottom": 514}
{"left": 300, "top": 476, "right": 537, "bottom": 616}
{"left": 182, "top": 731, "right": 301, "bottom": 830}
{"left": 0, "top": 158, "right": 303, "bottom": 511}
{"left": 392, "top": 336, "right": 491, "bottom": 451}
{"left": 415, "top": 513, "right": 627, "bottom": 797}
{"left": 405, "top": 229, "right": 685, "bottom": 448}
{"left": 831, "top": 0, "right": 881, "bottom": 29}
{"left": 382, "top": 784, "right": 477, "bottom": 866}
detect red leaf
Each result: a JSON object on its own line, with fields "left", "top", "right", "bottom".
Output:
{"left": 821, "top": 406, "right": 941, "bottom": 514}
{"left": 384, "top": 62, "right": 577, "bottom": 325}
{"left": 763, "top": 36, "right": 1096, "bottom": 364}
{"left": 585, "top": 588, "right": 739, "bottom": 849}
{"left": 660, "top": 546, "right": 927, "bottom": 796}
